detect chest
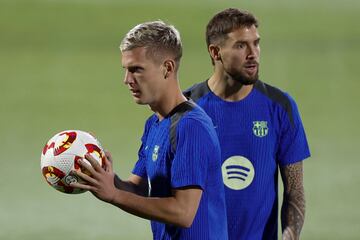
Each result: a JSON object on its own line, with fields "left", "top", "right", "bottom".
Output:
{"left": 201, "top": 100, "right": 281, "bottom": 159}
{"left": 143, "top": 122, "right": 173, "bottom": 180}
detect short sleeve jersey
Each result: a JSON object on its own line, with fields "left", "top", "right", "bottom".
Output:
{"left": 132, "top": 100, "right": 228, "bottom": 240}
{"left": 184, "top": 80, "right": 310, "bottom": 240}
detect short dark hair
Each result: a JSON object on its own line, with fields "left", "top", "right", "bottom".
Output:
{"left": 206, "top": 8, "right": 259, "bottom": 48}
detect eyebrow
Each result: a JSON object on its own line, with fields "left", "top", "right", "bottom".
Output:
{"left": 127, "top": 66, "right": 145, "bottom": 72}
{"left": 234, "top": 37, "right": 261, "bottom": 44}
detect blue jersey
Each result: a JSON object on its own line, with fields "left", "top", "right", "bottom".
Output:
{"left": 184, "top": 80, "right": 310, "bottom": 240}
{"left": 132, "top": 100, "right": 228, "bottom": 240}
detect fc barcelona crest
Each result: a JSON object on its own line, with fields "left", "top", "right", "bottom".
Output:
{"left": 152, "top": 145, "right": 160, "bottom": 161}
{"left": 252, "top": 121, "right": 268, "bottom": 137}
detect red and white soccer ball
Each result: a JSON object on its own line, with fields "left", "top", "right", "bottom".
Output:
{"left": 41, "top": 130, "right": 105, "bottom": 194}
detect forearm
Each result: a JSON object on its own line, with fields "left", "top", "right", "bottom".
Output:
{"left": 109, "top": 188, "right": 202, "bottom": 228}
{"left": 71, "top": 155, "right": 200, "bottom": 228}
{"left": 114, "top": 174, "right": 148, "bottom": 196}
{"left": 280, "top": 162, "right": 306, "bottom": 240}
{"left": 281, "top": 189, "right": 305, "bottom": 240}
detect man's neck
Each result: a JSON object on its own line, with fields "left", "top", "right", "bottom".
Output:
{"left": 208, "top": 72, "right": 253, "bottom": 102}
{"left": 150, "top": 82, "right": 187, "bottom": 120}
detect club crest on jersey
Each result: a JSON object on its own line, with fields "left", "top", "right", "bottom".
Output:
{"left": 252, "top": 121, "right": 268, "bottom": 137}
{"left": 152, "top": 145, "right": 160, "bottom": 161}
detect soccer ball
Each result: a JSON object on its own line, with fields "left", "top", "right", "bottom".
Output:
{"left": 41, "top": 130, "right": 105, "bottom": 194}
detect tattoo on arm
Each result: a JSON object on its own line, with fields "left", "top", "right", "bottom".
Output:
{"left": 280, "top": 162, "right": 305, "bottom": 240}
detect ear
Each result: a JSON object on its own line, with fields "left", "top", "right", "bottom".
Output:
{"left": 208, "top": 44, "right": 221, "bottom": 62}
{"left": 163, "top": 59, "right": 175, "bottom": 79}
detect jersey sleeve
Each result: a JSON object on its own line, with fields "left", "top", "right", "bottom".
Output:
{"left": 132, "top": 116, "right": 155, "bottom": 178}
{"left": 277, "top": 94, "right": 311, "bottom": 166}
{"left": 171, "top": 118, "right": 217, "bottom": 190}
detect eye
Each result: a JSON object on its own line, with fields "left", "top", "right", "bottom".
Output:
{"left": 235, "top": 43, "right": 245, "bottom": 49}
{"left": 128, "top": 66, "right": 143, "bottom": 74}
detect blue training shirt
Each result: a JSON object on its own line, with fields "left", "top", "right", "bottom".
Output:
{"left": 184, "top": 80, "right": 310, "bottom": 240}
{"left": 132, "top": 100, "right": 228, "bottom": 240}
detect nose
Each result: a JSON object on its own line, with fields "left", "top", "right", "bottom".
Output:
{"left": 247, "top": 45, "right": 259, "bottom": 60}
{"left": 124, "top": 71, "right": 134, "bottom": 85}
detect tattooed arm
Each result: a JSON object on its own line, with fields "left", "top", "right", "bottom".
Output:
{"left": 280, "top": 161, "right": 305, "bottom": 240}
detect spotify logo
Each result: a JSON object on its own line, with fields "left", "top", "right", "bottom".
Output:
{"left": 222, "top": 156, "right": 255, "bottom": 190}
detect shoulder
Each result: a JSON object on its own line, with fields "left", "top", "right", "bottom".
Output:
{"left": 254, "top": 80, "right": 299, "bottom": 126}
{"left": 178, "top": 105, "right": 216, "bottom": 139}
{"left": 144, "top": 114, "right": 158, "bottom": 128}
{"left": 146, "top": 114, "right": 158, "bottom": 124}
{"left": 254, "top": 80, "right": 296, "bottom": 109}
{"left": 170, "top": 100, "right": 212, "bottom": 132}
{"left": 183, "top": 81, "right": 211, "bottom": 102}
{"left": 177, "top": 112, "right": 219, "bottom": 150}
{"left": 169, "top": 101, "right": 217, "bottom": 151}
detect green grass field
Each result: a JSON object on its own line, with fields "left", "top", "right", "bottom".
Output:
{"left": 1, "top": 0, "right": 359, "bottom": 239}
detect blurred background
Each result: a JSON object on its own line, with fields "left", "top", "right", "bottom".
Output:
{"left": 1, "top": 0, "right": 359, "bottom": 239}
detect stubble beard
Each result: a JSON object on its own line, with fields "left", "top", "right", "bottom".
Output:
{"left": 230, "top": 68, "right": 259, "bottom": 85}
